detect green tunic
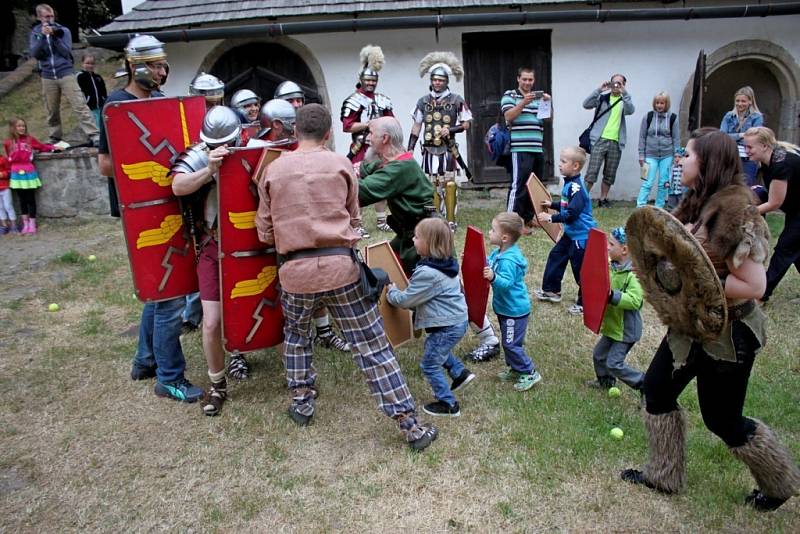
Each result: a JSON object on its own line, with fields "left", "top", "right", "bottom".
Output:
{"left": 359, "top": 157, "right": 434, "bottom": 273}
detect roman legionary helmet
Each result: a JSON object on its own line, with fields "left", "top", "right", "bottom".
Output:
{"left": 124, "top": 34, "right": 168, "bottom": 90}
{"left": 274, "top": 81, "right": 305, "bottom": 102}
{"left": 259, "top": 99, "right": 296, "bottom": 135}
{"left": 418, "top": 51, "right": 464, "bottom": 91}
{"left": 357, "top": 45, "right": 384, "bottom": 89}
{"left": 189, "top": 72, "right": 225, "bottom": 105}
{"left": 230, "top": 89, "right": 261, "bottom": 116}
{"left": 199, "top": 106, "right": 242, "bottom": 148}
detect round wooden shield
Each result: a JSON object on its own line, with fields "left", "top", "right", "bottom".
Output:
{"left": 626, "top": 206, "right": 727, "bottom": 342}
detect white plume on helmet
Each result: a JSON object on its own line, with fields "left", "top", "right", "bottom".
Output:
{"left": 418, "top": 51, "right": 464, "bottom": 82}
{"left": 359, "top": 45, "right": 385, "bottom": 74}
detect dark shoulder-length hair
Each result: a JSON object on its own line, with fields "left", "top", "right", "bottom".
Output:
{"left": 673, "top": 127, "right": 744, "bottom": 223}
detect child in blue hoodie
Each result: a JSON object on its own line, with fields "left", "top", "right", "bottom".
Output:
{"left": 534, "top": 146, "right": 597, "bottom": 315}
{"left": 387, "top": 218, "right": 475, "bottom": 417}
{"left": 484, "top": 212, "right": 542, "bottom": 392}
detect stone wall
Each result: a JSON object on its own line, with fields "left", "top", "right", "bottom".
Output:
{"left": 32, "top": 148, "right": 111, "bottom": 218}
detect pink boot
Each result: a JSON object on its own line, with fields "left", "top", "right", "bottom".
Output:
{"left": 28, "top": 218, "right": 37, "bottom": 234}
{"left": 20, "top": 218, "right": 30, "bottom": 234}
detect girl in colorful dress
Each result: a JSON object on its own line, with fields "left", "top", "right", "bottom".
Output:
{"left": 3, "top": 118, "right": 60, "bottom": 234}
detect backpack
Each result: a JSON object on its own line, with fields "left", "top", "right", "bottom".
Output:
{"left": 484, "top": 122, "right": 511, "bottom": 162}
{"left": 646, "top": 111, "right": 677, "bottom": 132}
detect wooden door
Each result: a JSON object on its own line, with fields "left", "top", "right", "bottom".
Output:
{"left": 210, "top": 43, "right": 322, "bottom": 105}
{"left": 463, "top": 30, "right": 553, "bottom": 185}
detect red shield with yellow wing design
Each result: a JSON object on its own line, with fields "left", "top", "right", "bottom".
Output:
{"left": 104, "top": 96, "right": 206, "bottom": 301}
{"left": 218, "top": 148, "right": 285, "bottom": 352}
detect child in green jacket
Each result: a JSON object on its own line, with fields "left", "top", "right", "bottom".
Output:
{"left": 586, "top": 227, "right": 645, "bottom": 391}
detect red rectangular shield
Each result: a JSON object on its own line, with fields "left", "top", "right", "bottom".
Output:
{"left": 461, "top": 226, "right": 489, "bottom": 326}
{"left": 526, "top": 172, "right": 563, "bottom": 243}
{"left": 581, "top": 228, "right": 610, "bottom": 334}
{"left": 104, "top": 96, "right": 207, "bottom": 301}
{"left": 218, "top": 148, "right": 285, "bottom": 352}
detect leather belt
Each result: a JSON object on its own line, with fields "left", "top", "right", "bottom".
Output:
{"left": 279, "top": 246, "right": 355, "bottom": 266}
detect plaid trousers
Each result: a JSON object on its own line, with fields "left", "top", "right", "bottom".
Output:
{"left": 585, "top": 138, "right": 622, "bottom": 186}
{"left": 281, "top": 280, "right": 425, "bottom": 441}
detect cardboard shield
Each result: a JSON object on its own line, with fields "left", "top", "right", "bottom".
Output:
{"left": 105, "top": 95, "right": 207, "bottom": 301}
{"left": 461, "top": 226, "right": 489, "bottom": 326}
{"left": 580, "top": 228, "right": 610, "bottom": 334}
{"left": 626, "top": 206, "right": 727, "bottom": 342}
{"left": 218, "top": 147, "right": 284, "bottom": 352}
{"left": 365, "top": 241, "right": 414, "bottom": 348}
{"left": 526, "top": 173, "right": 563, "bottom": 243}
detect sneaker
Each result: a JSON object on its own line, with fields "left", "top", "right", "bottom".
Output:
{"left": 0, "top": 226, "right": 8, "bottom": 236}
{"left": 202, "top": 378, "right": 227, "bottom": 416}
{"left": 534, "top": 289, "right": 562, "bottom": 303}
{"left": 466, "top": 342, "right": 499, "bottom": 363}
{"left": 423, "top": 401, "right": 460, "bottom": 417}
{"left": 409, "top": 425, "right": 438, "bottom": 451}
{"left": 744, "top": 488, "right": 790, "bottom": 512}
{"left": 514, "top": 371, "right": 542, "bottom": 392}
{"left": 288, "top": 405, "right": 313, "bottom": 426}
{"left": 154, "top": 378, "right": 204, "bottom": 403}
{"left": 180, "top": 321, "right": 198, "bottom": 335}
{"left": 314, "top": 330, "right": 351, "bottom": 352}
{"left": 227, "top": 353, "right": 250, "bottom": 380}
{"left": 451, "top": 369, "right": 476, "bottom": 392}
{"left": 497, "top": 368, "right": 521, "bottom": 382}
{"left": 567, "top": 304, "right": 584, "bottom": 316}
{"left": 376, "top": 219, "right": 392, "bottom": 232}
{"left": 585, "top": 378, "right": 613, "bottom": 389}
{"left": 130, "top": 363, "right": 157, "bottom": 380}
{"left": 357, "top": 226, "right": 370, "bottom": 239}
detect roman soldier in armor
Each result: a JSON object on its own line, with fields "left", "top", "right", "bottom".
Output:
{"left": 341, "top": 45, "right": 394, "bottom": 234}
{"left": 409, "top": 51, "right": 472, "bottom": 228}
{"left": 230, "top": 89, "right": 261, "bottom": 125}
{"left": 249, "top": 98, "right": 298, "bottom": 149}
{"left": 274, "top": 81, "right": 305, "bottom": 110}
{"left": 189, "top": 72, "right": 225, "bottom": 110}
{"left": 171, "top": 105, "right": 244, "bottom": 415}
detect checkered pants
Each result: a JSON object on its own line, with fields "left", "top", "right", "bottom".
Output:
{"left": 281, "top": 280, "right": 425, "bottom": 441}
{"left": 585, "top": 138, "right": 622, "bottom": 186}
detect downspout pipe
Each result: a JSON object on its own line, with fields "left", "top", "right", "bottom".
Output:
{"left": 87, "top": 3, "right": 800, "bottom": 48}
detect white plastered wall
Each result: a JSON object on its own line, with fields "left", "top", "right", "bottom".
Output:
{"left": 160, "top": 15, "right": 800, "bottom": 199}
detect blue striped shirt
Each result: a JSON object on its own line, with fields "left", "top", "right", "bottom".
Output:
{"left": 501, "top": 89, "right": 544, "bottom": 153}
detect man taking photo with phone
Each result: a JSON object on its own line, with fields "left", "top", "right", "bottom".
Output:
{"left": 501, "top": 67, "right": 551, "bottom": 228}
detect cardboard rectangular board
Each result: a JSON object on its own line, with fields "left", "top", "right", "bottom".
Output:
{"left": 526, "top": 172, "right": 563, "bottom": 243}
{"left": 365, "top": 241, "right": 414, "bottom": 348}
{"left": 461, "top": 226, "right": 489, "bottom": 326}
{"left": 580, "top": 228, "right": 611, "bottom": 334}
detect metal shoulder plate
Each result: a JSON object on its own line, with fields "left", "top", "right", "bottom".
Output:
{"left": 341, "top": 92, "right": 371, "bottom": 117}
{"left": 170, "top": 142, "right": 209, "bottom": 175}
{"left": 374, "top": 93, "right": 393, "bottom": 111}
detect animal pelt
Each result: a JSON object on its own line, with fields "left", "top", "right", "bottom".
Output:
{"left": 418, "top": 51, "right": 464, "bottom": 81}
{"left": 730, "top": 419, "right": 800, "bottom": 500}
{"left": 695, "top": 185, "right": 771, "bottom": 269}
{"left": 642, "top": 409, "right": 687, "bottom": 494}
{"left": 359, "top": 45, "right": 385, "bottom": 72}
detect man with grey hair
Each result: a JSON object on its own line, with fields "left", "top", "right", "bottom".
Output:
{"left": 29, "top": 3, "right": 99, "bottom": 145}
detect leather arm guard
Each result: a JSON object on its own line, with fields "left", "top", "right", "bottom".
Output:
{"left": 448, "top": 124, "right": 465, "bottom": 135}
{"left": 407, "top": 134, "right": 418, "bottom": 152}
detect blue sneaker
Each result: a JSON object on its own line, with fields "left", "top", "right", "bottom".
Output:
{"left": 154, "top": 378, "right": 204, "bottom": 403}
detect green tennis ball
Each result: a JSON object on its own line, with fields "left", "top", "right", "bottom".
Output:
{"left": 48, "top": 303, "right": 60, "bottom": 312}
{"left": 608, "top": 386, "right": 621, "bottom": 398}
{"left": 610, "top": 427, "right": 624, "bottom": 440}
{"left": 88, "top": 254, "right": 97, "bottom": 262}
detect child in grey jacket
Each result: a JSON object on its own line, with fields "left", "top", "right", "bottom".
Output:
{"left": 387, "top": 218, "right": 475, "bottom": 417}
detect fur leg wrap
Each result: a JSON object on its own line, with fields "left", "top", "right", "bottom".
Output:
{"left": 730, "top": 419, "right": 800, "bottom": 500}
{"left": 642, "top": 409, "right": 687, "bottom": 494}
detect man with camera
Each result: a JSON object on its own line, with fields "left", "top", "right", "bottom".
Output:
{"left": 582, "top": 74, "right": 635, "bottom": 207}
{"left": 501, "top": 67, "right": 552, "bottom": 227}
{"left": 29, "top": 4, "right": 99, "bottom": 145}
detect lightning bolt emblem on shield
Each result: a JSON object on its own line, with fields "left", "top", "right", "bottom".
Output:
{"left": 128, "top": 111, "right": 179, "bottom": 163}
{"left": 159, "top": 242, "right": 191, "bottom": 292}
{"left": 245, "top": 296, "right": 280, "bottom": 344}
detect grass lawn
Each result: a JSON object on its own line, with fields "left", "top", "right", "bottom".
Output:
{"left": 0, "top": 194, "right": 798, "bottom": 532}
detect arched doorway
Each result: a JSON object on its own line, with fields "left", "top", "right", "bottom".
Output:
{"left": 198, "top": 38, "right": 329, "bottom": 110}
{"left": 680, "top": 40, "right": 800, "bottom": 145}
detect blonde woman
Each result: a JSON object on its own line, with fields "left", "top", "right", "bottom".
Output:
{"left": 742, "top": 126, "right": 800, "bottom": 302}
{"left": 637, "top": 91, "right": 680, "bottom": 207}
{"left": 720, "top": 86, "right": 763, "bottom": 184}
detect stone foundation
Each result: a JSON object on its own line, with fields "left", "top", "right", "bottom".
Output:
{"left": 28, "top": 148, "right": 111, "bottom": 218}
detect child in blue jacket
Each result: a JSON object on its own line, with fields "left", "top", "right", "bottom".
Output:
{"left": 483, "top": 212, "right": 542, "bottom": 392}
{"left": 387, "top": 218, "right": 475, "bottom": 417}
{"left": 534, "top": 146, "right": 597, "bottom": 315}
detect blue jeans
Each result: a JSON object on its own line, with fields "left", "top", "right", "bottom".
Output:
{"left": 181, "top": 292, "right": 202, "bottom": 326}
{"left": 742, "top": 158, "right": 758, "bottom": 186}
{"left": 497, "top": 314, "right": 534, "bottom": 374}
{"left": 421, "top": 321, "right": 468, "bottom": 407}
{"left": 637, "top": 156, "right": 672, "bottom": 208}
{"left": 133, "top": 298, "right": 187, "bottom": 383}
{"left": 542, "top": 235, "right": 586, "bottom": 305}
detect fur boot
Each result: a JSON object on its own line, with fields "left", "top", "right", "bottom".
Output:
{"left": 730, "top": 420, "right": 800, "bottom": 503}
{"left": 641, "top": 409, "right": 688, "bottom": 493}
